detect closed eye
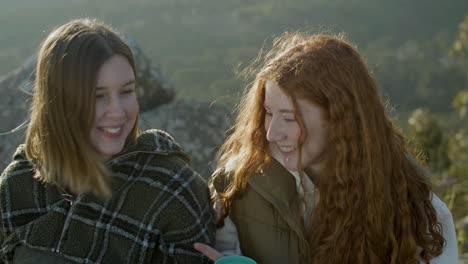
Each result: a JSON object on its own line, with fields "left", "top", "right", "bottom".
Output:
{"left": 282, "top": 113, "right": 296, "bottom": 122}
{"left": 121, "top": 89, "right": 134, "bottom": 94}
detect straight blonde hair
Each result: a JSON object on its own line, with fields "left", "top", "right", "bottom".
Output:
{"left": 25, "top": 18, "right": 139, "bottom": 197}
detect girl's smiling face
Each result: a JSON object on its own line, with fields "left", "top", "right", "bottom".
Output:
{"left": 90, "top": 54, "right": 139, "bottom": 161}
{"left": 264, "top": 80, "right": 328, "bottom": 174}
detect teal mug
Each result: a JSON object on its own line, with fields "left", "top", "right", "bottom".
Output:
{"left": 214, "top": 256, "right": 257, "bottom": 264}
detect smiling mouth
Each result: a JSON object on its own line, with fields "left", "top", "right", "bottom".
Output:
{"left": 99, "top": 126, "right": 123, "bottom": 135}
{"left": 278, "top": 145, "right": 296, "bottom": 153}
{"left": 101, "top": 127, "right": 122, "bottom": 134}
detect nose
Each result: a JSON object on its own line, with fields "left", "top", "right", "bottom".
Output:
{"left": 266, "top": 117, "right": 285, "bottom": 142}
{"left": 105, "top": 95, "right": 125, "bottom": 119}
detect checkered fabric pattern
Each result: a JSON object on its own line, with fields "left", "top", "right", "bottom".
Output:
{"left": 0, "top": 129, "right": 215, "bottom": 263}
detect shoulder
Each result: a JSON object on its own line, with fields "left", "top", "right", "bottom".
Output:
{"left": 427, "top": 193, "right": 459, "bottom": 264}
{"left": 0, "top": 145, "right": 37, "bottom": 230}
{"left": 133, "top": 130, "right": 208, "bottom": 190}
{"left": 138, "top": 129, "right": 181, "bottom": 153}
{"left": 211, "top": 167, "right": 233, "bottom": 193}
{"left": 430, "top": 193, "right": 453, "bottom": 223}
{"left": 133, "top": 129, "right": 185, "bottom": 155}
{"left": 111, "top": 129, "right": 191, "bottom": 174}
{"left": 210, "top": 156, "right": 250, "bottom": 193}
{"left": 0, "top": 144, "right": 35, "bottom": 186}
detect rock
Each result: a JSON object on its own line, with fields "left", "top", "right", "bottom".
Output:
{"left": 0, "top": 129, "right": 26, "bottom": 172}
{"left": 140, "top": 99, "right": 232, "bottom": 179}
{"left": 0, "top": 55, "right": 34, "bottom": 171}
{"left": 0, "top": 55, "right": 35, "bottom": 135}
{"left": 125, "top": 36, "right": 175, "bottom": 111}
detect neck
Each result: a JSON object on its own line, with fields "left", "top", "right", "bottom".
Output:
{"left": 304, "top": 167, "right": 319, "bottom": 184}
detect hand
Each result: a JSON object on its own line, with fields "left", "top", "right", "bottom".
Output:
{"left": 193, "top": 242, "right": 224, "bottom": 261}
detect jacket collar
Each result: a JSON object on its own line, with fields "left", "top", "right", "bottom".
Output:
{"left": 108, "top": 129, "right": 188, "bottom": 166}
{"left": 127, "top": 129, "right": 184, "bottom": 154}
{"left": 248, "top": 159, "right": 306, "bottom": 238}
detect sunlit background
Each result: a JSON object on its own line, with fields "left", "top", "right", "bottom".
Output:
{"left": 0, "top": 0, "right": 467, "bottom": 258}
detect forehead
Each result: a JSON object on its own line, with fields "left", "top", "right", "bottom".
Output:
{"left": 96, "top": 54, "right": 134, "bottom": 87}
{"left": 264, "top": 80, "right": 293, "bottom": 109}
{"left": 264, "top": 80, "right": 323, "bottom": 120}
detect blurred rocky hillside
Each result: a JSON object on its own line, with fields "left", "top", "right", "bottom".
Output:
{"left": 0, "top": 36, "right": 232, "bottom": 179}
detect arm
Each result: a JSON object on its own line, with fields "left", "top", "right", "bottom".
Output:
{"left": 151, "top": 161, "right": 216, "bottom": 264}
{"left": 194, "top": 215, "right": 242, "bottom": 261}
{"left": 0, "top": 148, "right": 31, "bottom": 263}
{"left": 0, "top": 209, "right": 6, "bottom": 264}
{"left": 213, "top": 195, "right": 242, "bottom": 256}
{"left": 194, "top": 190, "right": 242, "bottom": 261}
{"left": 215, "top": 215, "right": 242, "bottom": 256}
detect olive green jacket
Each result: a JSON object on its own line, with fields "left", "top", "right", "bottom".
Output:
{"left": 213, "top": 159, "right": 311, "bottom": 264}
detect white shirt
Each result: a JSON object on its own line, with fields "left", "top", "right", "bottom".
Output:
{"left": 424, "top": 194, "right": 459, "bottom": 263}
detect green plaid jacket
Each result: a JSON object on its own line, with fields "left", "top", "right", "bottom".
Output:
{"left": 0, "top": 129, "right": 215, "bottom": 263}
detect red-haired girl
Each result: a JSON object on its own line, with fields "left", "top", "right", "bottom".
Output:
{"left": 195, "top": 33, "right": 457, "bottom": 264}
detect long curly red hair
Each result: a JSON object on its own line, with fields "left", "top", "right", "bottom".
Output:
{"left": 213, "top": 32, "right": 445, "bottom": 263}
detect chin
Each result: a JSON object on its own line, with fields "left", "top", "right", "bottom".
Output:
{"left": 99, "top": 146, "right": 125, "bottom": 157}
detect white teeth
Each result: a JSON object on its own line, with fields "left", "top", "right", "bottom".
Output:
{"left": 278, "top": 145, "right": 296, "bottom": 152}
{"left": 102, "top": 127, "right": 121, "bottom": 134}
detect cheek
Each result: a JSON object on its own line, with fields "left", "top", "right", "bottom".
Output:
{"left": 264, "top": 117, "right": 270, "bottom": 132}
{"left": 289, "top": 125, "right": 301, "bottom": 143}
{"left": 124, "top": 96, "right": 139, "bottom": 117}
{"left": 319, "top": 127, "right": 329, "bottom": 150}
{"left": 305, "top": 127, "right": 328, "bottom": 153}
{"left": 94, "top": 101, "right": 106, "bottom": 121}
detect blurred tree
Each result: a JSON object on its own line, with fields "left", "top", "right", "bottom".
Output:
{"left": 409, "top": 14, "right": 468, "bottom": 254}
{"left": 447, "top": 92, "right": 468, "bottom": 254}
{"left": 452, "top": 14, "right": 468, "bottom": 61}
{"left": 368, "top": 36, "right": 466, "bottom": 114}
{"left": 408, "top": 108, "right": 450, "bottom": 171}
{"left": 453, "top": 90, "right": 468, "bottom": 118}
{"left": 408, "top": 92, "right": 468, "bottom": 255}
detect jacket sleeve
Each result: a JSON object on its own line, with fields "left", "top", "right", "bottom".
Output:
{"left": 151, "top": 157, "right": 216, "bottom": 264}
{"left": 209, "top": 169, "right": 242, "bottom": 256}
{"left": 0, "top": 208, "right": 5, "bottom": 264}
{"left": 213, "top": 201, "right": 242, "bottom": 256}
{"left": 0, "top": 147, "right": 33, "bottom": 264}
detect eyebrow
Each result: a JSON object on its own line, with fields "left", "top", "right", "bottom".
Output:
{"left": 263, "top": 104, "right": 295, "bottom": 113}
{"left": 96, "top": 80, "right": 135, "bottom": 90}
